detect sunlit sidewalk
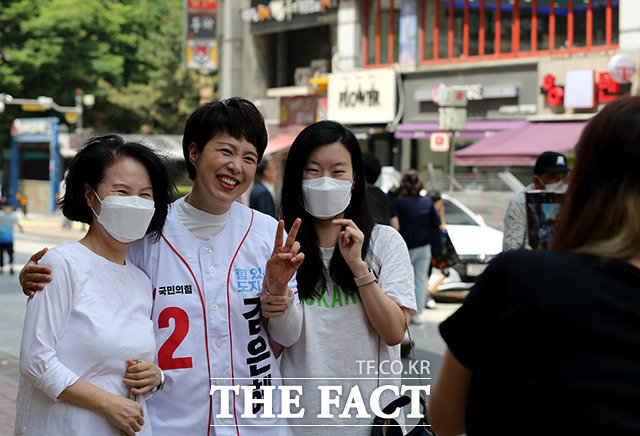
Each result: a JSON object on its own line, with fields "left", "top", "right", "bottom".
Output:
{"left": 17, "top": 212, "right": 86, "bottom": 242}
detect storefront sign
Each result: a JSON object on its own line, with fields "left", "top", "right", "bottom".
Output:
{"left": 188, "top": 0, "right": 218, "bottom": 10}
{"left": 564, "top": 70, "right": 595, "bottom": 109}
{"left": 327, "top": 68, "right": 397, "bottom": 124}
{"left": 430, "top": 132, "right": 450, "bottom": 152}
{"left": 241, "top": 0, "right": 337, "bottom": 23}
{"left": 11, "top": 118, "right": 56, "bottom": 138}
{"left": 498, "top": 104, "right": 537, "bottom": 115}
{"left": 541, "top": 71, "right": 621, "bottom": 108}
{"left": 186, "top": 40, "right": 218, "bottom": 70}
{"left": 281, "top": 96, "right": 319, "bottom": 126}
{"left": 608, "top": 54, "right": 637, "bottom": 84}
{"left": 185, "top": 0, "right": 218, "bottom": 71}
{"left": 438, "top": 108, "right": 467, "bottom": 131}
{"left": 187, "top": 13, "right": 216, "bottom": 38}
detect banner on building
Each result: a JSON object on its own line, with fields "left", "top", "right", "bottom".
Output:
{"left": 185, "top": 0, "right": 218, "bottom": 70}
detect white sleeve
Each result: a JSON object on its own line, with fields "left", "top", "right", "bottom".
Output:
{"left": 372, "top": 226, "right": 417, "bottom": 316}
{"left": 19, "top": 251, "right": 80, "bottom": 401}
{"left": 268, "top": 294, "right": 303, "bottom": 347}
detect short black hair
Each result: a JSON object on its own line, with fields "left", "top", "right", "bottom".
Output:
{"left": 362, "top": 152, "right": 382, "bottom": 184}
{"left": 60, "top": 134, "right": 175, "bottom": 240}
{"left": 256, "top": 158, "right": 271, "bottom": 178}
{"left": 182, "top": 98, "right": 268, "bottom": 180}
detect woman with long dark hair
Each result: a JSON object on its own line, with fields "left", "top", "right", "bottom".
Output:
{"left": 429, "top": 96, "right": 640, "bottom": 435}
{"left": 264, "top": 120, "right": 417, "bottom": 435}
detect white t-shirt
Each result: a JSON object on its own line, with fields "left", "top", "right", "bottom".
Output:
{"left": 15, "top": 242, "right": 156, "bottom": 436}
{"left": 174, "top": 195, "right": 230, "bottom": 241}
{"left": 279, "top": 225, "right": 417, "bottom": 436}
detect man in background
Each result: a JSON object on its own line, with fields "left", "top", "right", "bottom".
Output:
{"left": 362, "top": 152, "right": 399, "bottom": 230}
{"left": 502, "top": 150, "right": 570, "bottom": 250}
{"left": 250, "top": 157, "right": 278, "bottom": 218}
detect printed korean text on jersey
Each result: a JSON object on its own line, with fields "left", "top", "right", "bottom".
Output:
{"left": 157, "top": 284, "right": 193, "bottom": 296}
{"left": 242, "top": 296, "right": 273, "bottom": 414}
{"left": 236, "top": 267, "right": 265, "bottom": 292}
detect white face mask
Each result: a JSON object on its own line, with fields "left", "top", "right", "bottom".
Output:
{"left": 544, "top": 180, "right": 568, "bottom": 193}
{"left": 302, "top": 177, "right": 352, "bottom": 220}
{"left": 92, "top": 190, "right": 155, "bottom": 243}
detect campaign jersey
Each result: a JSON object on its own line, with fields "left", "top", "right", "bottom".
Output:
{"left": 129, "top": 200, "right": 293, "bottom": 436}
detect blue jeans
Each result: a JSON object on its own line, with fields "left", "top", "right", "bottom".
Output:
{"left": 409, "top": 244, "right": 432, "bottom": 315}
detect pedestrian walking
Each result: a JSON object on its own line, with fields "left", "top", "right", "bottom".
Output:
{"left": 393, "top": 170, "right": 441, "bottom": 319}
{"left": 0, "top": 200, "right": 23, "bottom": 275}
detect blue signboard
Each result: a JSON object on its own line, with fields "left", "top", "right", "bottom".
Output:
{"left": 10, "top": 117, "right": 61, "bottom": 212}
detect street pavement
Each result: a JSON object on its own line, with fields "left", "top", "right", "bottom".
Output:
{"left": 0, "top": 212, "right": 84, "bottom": 435}
{"left": 0, "top": 211, "right": 460, "bottom": 435}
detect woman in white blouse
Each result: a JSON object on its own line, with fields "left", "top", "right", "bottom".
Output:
{"left": 15, "top": 134, "right": 174, "bottom": 436}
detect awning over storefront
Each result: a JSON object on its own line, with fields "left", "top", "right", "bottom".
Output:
{"left": 395, "top": 120, "right": 528, "bottom": 140}
{"left": 265, "top": 135, "right": 296, "bottom": 156}
{"left": 454, "top": 121, "right": 587, "bottom": 165}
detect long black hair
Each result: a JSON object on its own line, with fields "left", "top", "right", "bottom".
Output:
{"left": 281, "top": 121, "right": 374, "bottom": 299}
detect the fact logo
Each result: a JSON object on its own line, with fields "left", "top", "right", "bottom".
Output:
{"left": 210, "top": 384, "right": 430, "bottom": 420}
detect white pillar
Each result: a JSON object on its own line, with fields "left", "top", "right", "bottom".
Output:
{"left": 219, "top": 0, "right": 244, "bottom": 99}
{"left": 619, "top": 0, "right": 640, "bottom": 53}
{"left": 335, "top": 0, "right": 361, "bottom": 71}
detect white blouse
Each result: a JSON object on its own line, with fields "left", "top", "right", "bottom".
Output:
{"left": 14, "top": 242, "right": 156, "bottom": 435}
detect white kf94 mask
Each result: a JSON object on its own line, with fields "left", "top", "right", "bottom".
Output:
{"left": 302, "top": 177, "right": 352, "bottom": 220}
{"left": 92, "top": 190, "right": 155, "bottom": 243}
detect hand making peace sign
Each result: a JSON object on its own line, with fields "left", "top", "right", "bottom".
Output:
{"left": 263, "top": 218, "right": 304, "bottom": 297}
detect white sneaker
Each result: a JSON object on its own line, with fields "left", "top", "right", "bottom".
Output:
{"left": 425, "top": 299, "right": 437, "bottom": 309}
{"left": 410, "top": 316, "right": 422, "bottom": 325}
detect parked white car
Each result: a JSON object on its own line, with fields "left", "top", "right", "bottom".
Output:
{"left": 379, "top": 166, "right": 503, "bottom": 293}
{"left": 436, "top": 193, "right": 503, "bottom": 291}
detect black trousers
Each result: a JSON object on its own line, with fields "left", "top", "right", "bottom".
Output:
{"left": 0, "top": 242, "right": 14, "bottom": 267}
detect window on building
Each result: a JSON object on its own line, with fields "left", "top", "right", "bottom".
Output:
{"left": 365, "top": 0, "right": 401, "bottom": 66}
{"left": 388, "top": 0, "right": 619, "bottom": 68}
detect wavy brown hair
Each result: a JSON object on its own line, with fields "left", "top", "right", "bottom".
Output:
{"left": 552, "top": 96, "right": 640, "bottom": 260}
{"left": 398, "top": 169, "right": 425, "bottom": 196}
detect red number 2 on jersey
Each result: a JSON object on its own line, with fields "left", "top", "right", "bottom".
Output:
{"left": 157, "top": 307, "right": 194, "bottom": 370}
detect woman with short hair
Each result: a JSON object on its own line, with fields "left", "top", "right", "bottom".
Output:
{"left": 15, "top": 134, "right": 174, "bottom": 436}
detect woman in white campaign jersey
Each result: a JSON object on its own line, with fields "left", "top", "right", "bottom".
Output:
{"left": 263, "top": 121, "right": 417, "bottom": 436}
{"left": 15, "top": 135, "right": 173, "bottom": 436}
{"left": 20, "top": 98, "right": 305, "bottom": 436}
